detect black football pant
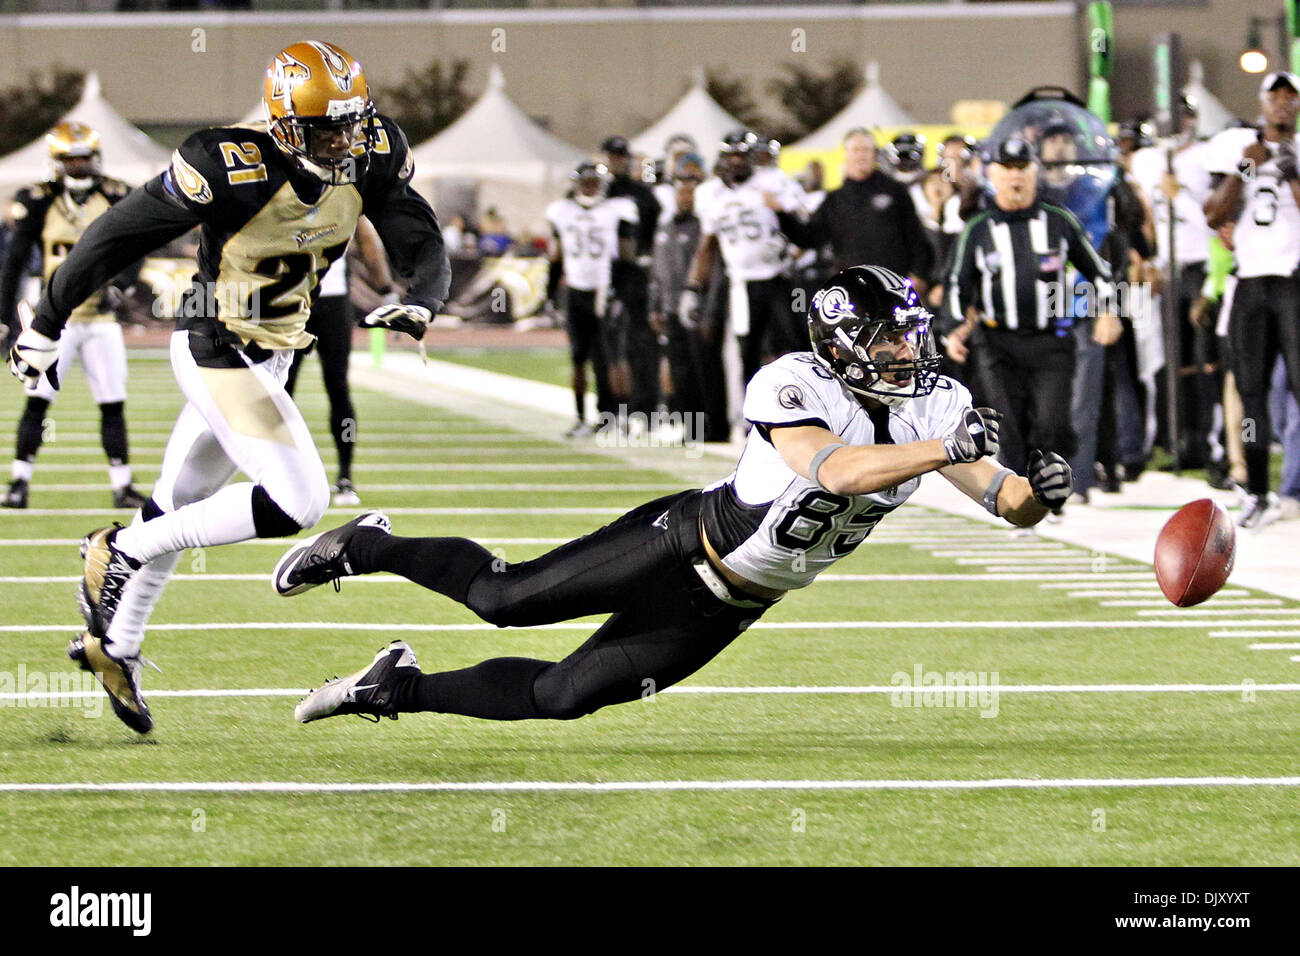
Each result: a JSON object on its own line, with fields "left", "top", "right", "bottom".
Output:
{"left": 740, "top": 276, "right": 803, "bottom": 384}
{"left": 346, "top": 491, "right": 774, "bottom": 720}
{"left": 563, "top": 287, "right": 614, "bottom": 419}
{"left": 286, "top": 294, "right": 356, "bottom": 480}
{"left": 969, "top": 326, "right": 1077, "bottom": 475}
{"left": 1227, "top": 274, "right": 1300, "bottom": 495}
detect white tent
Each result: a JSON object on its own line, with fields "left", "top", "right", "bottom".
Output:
{"left": 409, "top": 65, "right": 586, "bottom": 236}
{"left": 0, "top": 72, "right": 172, "bottom": 201}
{"left": 1184, "top": 61, "right": 1236, "bottom": 138}
{"left": 789, "top": 62, "right": 917, "bottom": 152}
{"left": 630, "top": 68, "right": 743, "bottom": 158}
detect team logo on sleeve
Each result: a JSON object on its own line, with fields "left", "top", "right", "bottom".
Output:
{"left": 777, "top": 384, "right": 806, "bottom": 410}
{"left": 399, "top": 148, "right": 414, "bottom": 181}
{"left": 169, "top": 150, "right": 212, "bottom": 204}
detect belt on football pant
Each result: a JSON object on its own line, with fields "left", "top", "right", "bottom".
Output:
{"left": 691, "top": 559, "right": 772, "bottom": 609}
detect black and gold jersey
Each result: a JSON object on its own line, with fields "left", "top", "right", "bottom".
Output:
{"left": 0, "top": 176, "right": 132, "bottom": 329}
{"left": 32, "top": 115, "right": 449, "bottom": 351}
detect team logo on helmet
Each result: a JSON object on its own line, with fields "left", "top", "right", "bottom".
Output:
{"left": 811, "top": 285, "right": 856, "bottom": 326}
{"left": 309, "top": 41, "right": 355, "bottom": 93}
{"left": 269, "top": 52, "right": 312, "bottom": 109}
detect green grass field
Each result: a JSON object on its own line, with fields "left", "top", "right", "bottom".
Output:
{"left": 0, "top": 354, "right": 1297, "bottom": 866}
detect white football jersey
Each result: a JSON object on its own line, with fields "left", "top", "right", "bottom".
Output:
{"left": 545, "top": 196, "right": 638, "bottom": 291}
{"left": 702, "top": 352, "right": 971, "bottom": 591}
{"left": 1207, "top": 127, "right": 1300, "bottom": 278}
{"left": 1130, "top": 141, "right": 1214, "bottom": 266}
{"left": 696, "top": 174, "right": 803, "bottom": 281}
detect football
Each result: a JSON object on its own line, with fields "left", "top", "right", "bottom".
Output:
{"left": 1154, "top": 499, "right": 1236, "bottom": 607}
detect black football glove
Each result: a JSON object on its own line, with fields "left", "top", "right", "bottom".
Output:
{"left": 1028, "top": 449, "right": 1073, "bottom": 512}
{"left": 942, "top": 407, "right": 1001, "bottom": 465}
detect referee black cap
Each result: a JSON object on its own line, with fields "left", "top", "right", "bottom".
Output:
{"left": 989, "top": 136, "right": 1036, "bottom": 167}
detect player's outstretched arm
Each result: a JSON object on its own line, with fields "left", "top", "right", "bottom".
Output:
{"left": 771, "top": 423, "right": 947, "bottom": 497}
{"left": 940, "top": 449, "right": 1073, "bottom": 527}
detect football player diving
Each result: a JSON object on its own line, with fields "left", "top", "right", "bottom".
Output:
{"left": 6, "top": 41, "right": 451, "bottom": 734}
{"left": 1, "top": 121, "right": 149, "bottom": 511}
{"left": 276, "top": 265, "right": 1073, "bottom": 725}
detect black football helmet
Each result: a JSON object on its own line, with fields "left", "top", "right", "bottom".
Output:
{"left": 808, "top": 266, "right": 940, "bottom": 407}
{"left": 571, "top": 161, "right": 610, "bottom": 206}
{"left": 888, "top": 132, "right": 927, "bottom": 172}
{"left": 718, "top": 128, "right": 758, "bottom": 184}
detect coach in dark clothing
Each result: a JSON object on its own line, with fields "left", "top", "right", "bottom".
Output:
{"left": 946, "top": 136, "right": 1115, "bottom": 479}
{"left": 603, "top": 135, "right": 662, "bottom": 417}
{"left": 771, "top": 128, "right": 933, "bottom": 288}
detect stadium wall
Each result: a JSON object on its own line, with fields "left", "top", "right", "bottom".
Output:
{"left": 0, "top": 4, "right": 1081, "bottom": 150}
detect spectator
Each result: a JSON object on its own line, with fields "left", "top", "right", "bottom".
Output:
{"left": 772, "top": 128, "right": 934, "bottom": 291}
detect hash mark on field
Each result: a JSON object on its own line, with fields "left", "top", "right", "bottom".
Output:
{"left": 1, "top": 777, "right": 1297, "bottom": 794}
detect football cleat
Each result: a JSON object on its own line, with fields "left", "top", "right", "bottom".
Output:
{"left": 331, "top": 478, "right": 361, "bottom": 507}
{"left": 111, "top": 484, "right": 149, "bottom": 510}
{"left": 294, "top": 641, "right": 419, "bottom": 724}
{"left": 68, "top": 632, "right": 153, "bottom": 734}
{"left": 1238, "top": 492, "right": 1282, "bottom": 531}
{"left": 2, "top": 477, "right": 28, "bottom": 509}
{"left": 79, "top": 523, "right": 142, "bottom": 639}
{"left": 272, "top": 510, "right": 391, "bottom": 597}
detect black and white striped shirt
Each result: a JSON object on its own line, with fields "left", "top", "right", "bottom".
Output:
{"left": 949, "top": 201, "right": 1113, "bottom": 332}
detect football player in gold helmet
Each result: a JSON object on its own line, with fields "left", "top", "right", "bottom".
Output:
{"left": 6, "top": 41, "right": 451, "bottom": 734}
{"left": 0, "top": 121, "right": 147, "bottom": 512}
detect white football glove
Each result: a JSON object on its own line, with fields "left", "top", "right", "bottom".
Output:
{"left": 360, "top": 301, "right": 434, "bottom": 342}
{"left": 7, "top": 327, "right": 60, "bottom": 389}
{"left": 677, "top": 288, "right": 701, "bottom": 329}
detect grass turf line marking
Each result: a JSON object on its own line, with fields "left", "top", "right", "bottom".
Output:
{"left": 1211, "top": 630, "right": 1300, "bottom": 638}
{"left": 1, "top": 777, "right": 1297, "bottom": 794}
{"left": 19, "top": 483, "right": 687, "bottom": 494}
{"left": 5, "top": 683, "right": 1299, "bottom": 704}
{"left": 20, "top": 463, "right": 630, "bottom": 472}
{"left": 1250, "top": 643, "right": 1300, "bottom": 650}
{"left": 7, "top": 619, "right": 1300, "bottom": 633}
{"left": 1101, "top": 598, "right": 1282, "bottom": 608}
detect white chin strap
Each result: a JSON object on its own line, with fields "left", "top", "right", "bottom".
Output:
{"left": 849, "top": 377, "right": 914, "bottom": 408}
{"left": 574, "top": 192, "right": 602, "bottom": 208}
{"left": 63, "top": 175, "right": 95, "bottom": 192}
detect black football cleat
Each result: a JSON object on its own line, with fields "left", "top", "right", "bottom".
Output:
{"left": 2, "top": 477, "right": 28, "bottom": 509}
{"left": 79, "top": 523, "right": 142, "bottom": 639}
{"left": 112, "top": 484, "right": 149, "bottom": 509}
{"left": 272, "top": 510, "right": 390, "bottom": 597}
{"left": 68, "top": 632, "right": 154, "bottom": 734}
{"left": 294, "top": 641, "right": 419, "bottom": 724}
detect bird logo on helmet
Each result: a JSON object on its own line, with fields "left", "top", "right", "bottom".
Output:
{"left": 46, "top": 121, "right": 102, "bottom": 187}
{"left": 808, "top": 265, "right": 941, "bottom": 407}
{"left": 263, "top": 40, "right": 377, "bottom": 185}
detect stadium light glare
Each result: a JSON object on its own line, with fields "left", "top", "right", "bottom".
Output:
{"left": 1241, "top": 49, "right": 1269, "bottom": 74}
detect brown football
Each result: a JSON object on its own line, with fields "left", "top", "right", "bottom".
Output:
{"left": 1154, "top": 499, "right": 1236, "bottom": 607}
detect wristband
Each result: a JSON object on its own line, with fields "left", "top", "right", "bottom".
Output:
{"left": 983, "top": 467, "right": 1014, "bottom": 516}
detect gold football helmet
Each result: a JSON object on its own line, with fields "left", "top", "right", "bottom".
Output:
{"left": 46, "top": 121, "right": 102, "bottom": 184}
{"left": 263, "top": 40, "right": 376, "bottom": 184}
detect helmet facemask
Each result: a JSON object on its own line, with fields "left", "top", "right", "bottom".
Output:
{"left": 267, "top": 100, "right": 377, "bottom": 185}
{"left": 818, "top": 301, "right": 940, "bottom": 407}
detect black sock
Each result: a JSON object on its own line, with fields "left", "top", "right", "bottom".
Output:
{"left": 394, "top": 657, "right": 550, "bottom": 719}
{"left": 99, "top": 402, "right": 128, "bottom": 463}
{"left": 15, "top": 397, "right": 49, "bottom": 461}
{"left": 348, "top": 532, "right": 495, "bottom": 603}
{"left": 1245, "top": 446, "right": 1271, "bottom": 496}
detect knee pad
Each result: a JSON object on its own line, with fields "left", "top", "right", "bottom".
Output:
{"left": 250, "top": 484, "right": 308, "bottom": 538}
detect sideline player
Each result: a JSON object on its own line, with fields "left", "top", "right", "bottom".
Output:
{"left": 545, "top": 161, "right": 638, "bottom": 435}
{"left": 0, "top": 122, "right": 148, "bottom": 510}
{"left": 6, "top": 41, "right": 450, "bottom": 733}
{"left": 276, "top": 265, "right": 1072, "bottom": 725}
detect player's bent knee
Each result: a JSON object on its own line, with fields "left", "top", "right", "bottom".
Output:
{"left": 251, "top": 484, "right": 313, "bottom": 538}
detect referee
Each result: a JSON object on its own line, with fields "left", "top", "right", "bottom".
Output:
{"left": 946, "top": 136, "right": 1115, "bottom": 480}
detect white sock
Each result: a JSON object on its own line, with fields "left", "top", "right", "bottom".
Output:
{"left": 108, "top": 463, "right": 132, "bottom": 490}
{"left": 114, "top": 483, "right": 259, "bottom": 563}
{"left": 12, "top": 460, "right": 33, "bottom": 482}
{"left": 105, "top": 549, "right": 181, "bottom": 658}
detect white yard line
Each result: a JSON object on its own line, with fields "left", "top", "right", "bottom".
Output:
{"left": 1211, "top": 630, "right": 1300, "bottom": 638}
{"left": 3, "top": 683, "right": 1296, "bottom": 704}
{"left": 13, "top": 483, "right": 683, "bottom": 493}
{"left": 5, "top": 619, "right": 1300, "bottom": 633}
{"left": 0, "top": 777, "right": 1294, "bottom": 794}
{"left": 1100, "top": 599, "right": 1284, "bottom": 608}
